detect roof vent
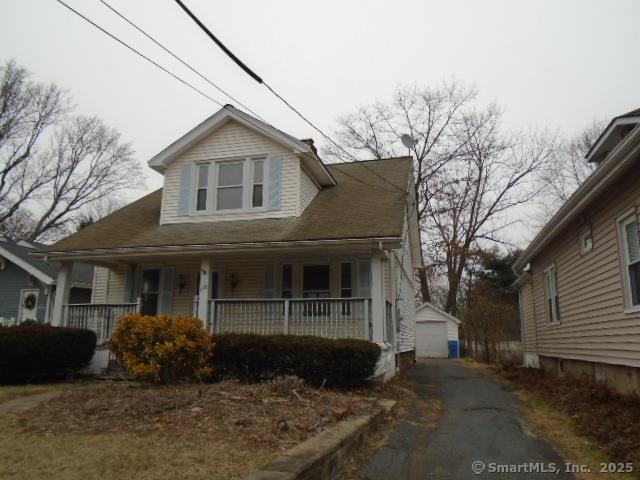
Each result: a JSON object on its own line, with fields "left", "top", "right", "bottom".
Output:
{"left": 301, "top": 138, "right": 318, "bottom": 155}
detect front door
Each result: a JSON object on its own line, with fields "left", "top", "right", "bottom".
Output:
{"left": 19, "top": 289, "right": 39, "bottom": 322}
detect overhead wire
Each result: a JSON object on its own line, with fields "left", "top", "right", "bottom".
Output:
{"left": 54, "top": 0, "right": 404, "bottom": 195}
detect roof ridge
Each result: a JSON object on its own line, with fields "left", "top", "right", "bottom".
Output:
{"left": 328, "top": 156, "right": 412, "bottom": 166}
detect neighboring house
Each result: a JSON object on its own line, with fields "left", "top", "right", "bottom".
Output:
{"left": 415, "top": 302, "right": 460, "bottom": 358}
{"left": 514, "top": 107, "right": 640, "bottom": 394}
{"left": 34, "top": 105, "right": 422, "bottom": 379}
{"left": 0, "top": 240, "right": 92, "bottom": 324}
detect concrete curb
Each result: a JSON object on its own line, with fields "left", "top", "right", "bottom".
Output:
{"left": 245, "top": 399, "right": 396, "bottom": 480}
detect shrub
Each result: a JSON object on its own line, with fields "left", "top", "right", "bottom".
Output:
{"left": 212, "top": 334, "right": 381, "bottom": 387}
{"left": 109, "top": 314, "right": 213, "bottom": 383}
{"left": 0, "top": 324, "right": 96, "bottom": 384}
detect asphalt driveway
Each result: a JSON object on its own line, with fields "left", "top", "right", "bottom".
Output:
{"left": 360, "top": 359, "right": 573, "bottom": 479}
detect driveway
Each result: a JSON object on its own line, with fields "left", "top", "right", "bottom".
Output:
{"left": 360, "top": 359, "right": 573, "bottom": 479}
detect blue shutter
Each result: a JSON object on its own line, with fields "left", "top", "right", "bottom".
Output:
{"left": 178, "top": 164, "right": 192, "bottom": 216}
{"left": 159, "top": 267, "right": 174, "bottom": 314}
{"left": 268, "top": 155, "right": 282, "bottom": 210}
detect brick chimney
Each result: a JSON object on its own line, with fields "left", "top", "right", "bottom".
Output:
{"left": 301, "top": 138, "right": 318, "bottom": 156}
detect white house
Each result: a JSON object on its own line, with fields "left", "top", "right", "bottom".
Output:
{"left": 415, "top": 302, "right": 460, "bottom": 358}
{"left": 34, "top": 105, "right": 422, "bottom": 379}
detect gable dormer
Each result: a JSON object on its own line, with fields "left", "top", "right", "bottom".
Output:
{"left": 149, "top": 106, "right": 335, "bottom": 225}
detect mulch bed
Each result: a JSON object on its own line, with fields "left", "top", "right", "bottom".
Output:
{"left": 16, "top": 376, "right": 380, "bottom": 454}
{"left": 497, "top": 365, "right": 640, "bottom": 468}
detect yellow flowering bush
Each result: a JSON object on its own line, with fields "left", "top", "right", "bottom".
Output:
{"left": 108, "top": 314, "right": 213, "bottom": 383}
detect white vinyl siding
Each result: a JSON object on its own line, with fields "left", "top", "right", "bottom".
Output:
{"left": 299, "top": 167, "right": 319, "bottom": 213}
{"left": 393, "top": 216, "right": 417, "bottom": 353}
{"left": 161, "top": 120, "right": 300, "bottom": 224}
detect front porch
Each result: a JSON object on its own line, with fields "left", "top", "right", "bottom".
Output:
{"left": 53, "top": 244, "right": 400, "bottom": 348}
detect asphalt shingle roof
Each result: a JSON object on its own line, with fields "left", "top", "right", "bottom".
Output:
{"left": 39, "top": 157, "right": 412, "bottom": 254}
{"left": 0, "top": 241, "right": 93, "bottom": 283}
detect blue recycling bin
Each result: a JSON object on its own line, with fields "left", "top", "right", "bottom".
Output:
{"left": 448, "top": 340, "right": 459, "bottom": 358}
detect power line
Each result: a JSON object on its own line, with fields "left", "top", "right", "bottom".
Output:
{"left": 54, "top": 0, "right": 402, "bottom": 194}
{"left": 55, "top": 0, "right": 224, "bottom": 107}
{"left": 171, "top": 0, "right": 407, "bottom": 194}
{"left": 97, "top": 0, "right": 265, "bottom": 122}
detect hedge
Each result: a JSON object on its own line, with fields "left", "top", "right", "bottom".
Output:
{"left": 211, "top": 334, "right": 381, "bottom": 387}
{"left": 0, "top": 324, "right": 96, "bottom": 384}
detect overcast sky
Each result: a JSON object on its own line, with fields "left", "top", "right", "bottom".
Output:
{"left": 1, "top": 0, "right": 639, "bottom": 246}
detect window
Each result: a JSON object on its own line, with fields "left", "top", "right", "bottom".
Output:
{"left": 196, "top": 164, "right": 209, "bottom": 211}
{"left": 252, "top": 159, "right": 264, "bottom": 208}
{"left": 580, "top": 229, "right": 593, "bottom": 254}
{"left": 281, "top": 264, "right": 293, "bottom": 298}
{"left": 303, "top": 265, "right": 330, "bottom": 298}
{"left": 141, "top": 269, "right": 161, "bottom": 315}
{"left": 544, "top": 265, "right": 560, "bottom": 323}
{"left": 358, "top": 261, "right": 371, "bottom": 297}
{"left": 619, "top": 214, "right": 640, "bottom": 308}
{"left": 216, "top": 161, "right": 244, "bottom": 210}
{"left": 340, "top": 263, "right": 352, "bottom": 298}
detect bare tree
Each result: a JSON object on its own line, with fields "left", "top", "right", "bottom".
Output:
{"left": 0, "top": 59, "right": 143, "bottom": 242}
{"left": 0, "top": 60, "right": 67, "bottom": 225}
{"left": 323, "top": 80, "right": 479, "bottom": 302}
{"left": 534, "top": 120, "right": 606, "bottom": 221}
{"left": 425, "top": 108, "right": 555, "bottom": 314}
{"left": 27, "top": 116, "right": 139, "bottom": 240}
{"left": 326, "top": 81, "right": 554, "bottom": 313}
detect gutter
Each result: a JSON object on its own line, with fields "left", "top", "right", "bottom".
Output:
{"left": 32, "top": 236, "right": 403, "bottom": 262}
{"left": 513, "top": 124, "right": 640, "bottom": 272}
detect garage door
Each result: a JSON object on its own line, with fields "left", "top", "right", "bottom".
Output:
{"left": 416, "top": 322, "right": 448, "bottom": 358}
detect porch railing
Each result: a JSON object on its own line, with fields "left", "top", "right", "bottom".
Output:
{"left": 208, "top": 298, "right": 372, "bottom": 340}
{"left": 64, "top": 301, "right": 140, "bottom": 345}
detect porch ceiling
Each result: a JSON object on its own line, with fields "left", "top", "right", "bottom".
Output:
{"left": 43, "top": 240, "right": 399, "bottom": 265}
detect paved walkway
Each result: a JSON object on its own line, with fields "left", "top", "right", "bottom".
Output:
{"left": 361, "top": 359, "right": 573, "bottom": 479}
{"left": 0, "top": 390, "right": 62, "bottom": 414}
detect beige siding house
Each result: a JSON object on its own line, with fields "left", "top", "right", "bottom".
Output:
{"left": 36, "top": 105, "right": 421, "bottom": 379}
{"left": 514, "top": 108, "right": 640, "bottom": 394}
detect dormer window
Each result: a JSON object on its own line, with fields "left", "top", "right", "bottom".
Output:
{"left": 216, "top": 161, "right": 244, "bottom": 210}
{"left": 196, "top": 164, "right": 209, "bottom": 211}
{"left": 252, "top": 159, "right": 264, "bottom": 208}
{"left": 191, "top": 157, "right": 268, "bottom": 214}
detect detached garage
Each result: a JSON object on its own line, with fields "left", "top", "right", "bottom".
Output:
{"left": 415, "top": 302, "right": 461, "bottom": 358}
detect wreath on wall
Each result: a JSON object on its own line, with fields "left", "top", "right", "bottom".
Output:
{"left": 23, "top": 293, "right": 37, "bottom": 310}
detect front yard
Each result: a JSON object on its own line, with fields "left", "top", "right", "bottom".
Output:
{"left": 0, "top": 378, "right": 380, "bottom": 480}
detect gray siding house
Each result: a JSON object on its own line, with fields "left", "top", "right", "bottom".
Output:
{"left": 514, "top": 108, "right": 640, "bottom": 395}
{"left": 0, "top": 240, "right": 92, "bottom": 324}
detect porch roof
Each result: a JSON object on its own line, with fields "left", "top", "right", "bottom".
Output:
{"left": 37, "top": 157, "right": 411, "bottom": 258}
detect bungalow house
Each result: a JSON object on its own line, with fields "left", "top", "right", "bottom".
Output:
{"left": 514, "top": 107, "right": 640, "bottom": 394}
{"left": 34, "top": 105, "right": 421, "bottom": 379}
{"left": 0, "top": 240, "right": 92, "bottom": 324}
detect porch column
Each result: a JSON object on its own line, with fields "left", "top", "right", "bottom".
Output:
{"left": 197, "top": 258, "right": 212, "bottom": 323}
{"left": 370, "top": 256, "right": 385, "bottom": 343}
{"left": 52, "top": 262, "right": 72, "bottom": 327}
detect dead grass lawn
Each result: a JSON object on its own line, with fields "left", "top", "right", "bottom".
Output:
{"left": 0, "top": 377, "right": 379, "bottom": 480}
